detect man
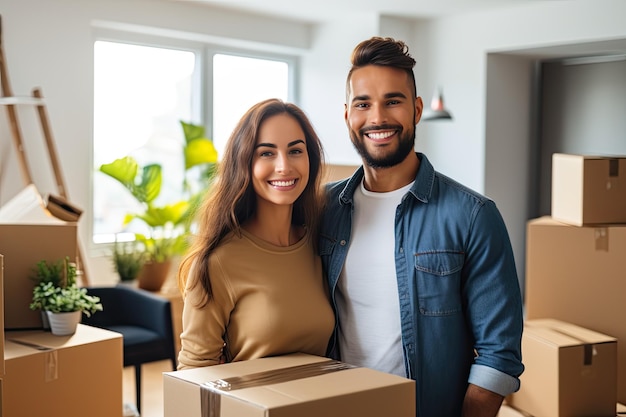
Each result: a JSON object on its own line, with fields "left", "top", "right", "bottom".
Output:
{"left": 320, "top": 37, "right": 524, "bottom": 416}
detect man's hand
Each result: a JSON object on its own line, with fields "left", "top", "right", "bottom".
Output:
{"left": 462, "top": 383, "right": 504, "bottom": 417}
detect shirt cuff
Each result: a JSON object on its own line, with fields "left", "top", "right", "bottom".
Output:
{"left": 468, "top": 364, "right": 520, "bottom": 396}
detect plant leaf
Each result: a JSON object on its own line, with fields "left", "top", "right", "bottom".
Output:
{"left": 99, "top": 157, "right": 139, "bottom": 188}
{"left": 100, "top": 157, "right": 162, "bottom": 204}
{"left": 135, "top": 164, "right": 162, "bottom": 203}
{"left": 133, "top": 201, "right": 189, "bottom": 228}
{"left": 181, "top": 120, "right": 206, "bottom": 144}
{"left": 185, "top": 138, "right": 218, "bottom": 169}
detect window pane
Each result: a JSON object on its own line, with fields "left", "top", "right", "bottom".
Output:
{"left": 93, "top": 41, "right": 195, "bottom": 244}
{"left": 212, "top": 54, "right": 289, "bottom": 156}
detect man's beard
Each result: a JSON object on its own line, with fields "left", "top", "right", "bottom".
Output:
{"left": 349, "top": 124, "right": 415, "bottom": 169}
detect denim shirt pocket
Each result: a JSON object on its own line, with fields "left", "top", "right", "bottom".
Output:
{"left": 414, "top": 251, "right": 464, "bottom": 316}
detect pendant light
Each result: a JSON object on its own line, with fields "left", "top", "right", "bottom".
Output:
{"left": 421, "top": 87, "right": 453, "bottom": 121}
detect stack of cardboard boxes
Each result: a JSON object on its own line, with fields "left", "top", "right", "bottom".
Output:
{"left": 508, "top": 153, "right": 626, "bottom": 416}
{"left": 0, "top": 186, "right": 124, "bottom": 416}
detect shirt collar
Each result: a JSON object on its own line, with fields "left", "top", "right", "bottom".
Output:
{"left": 339, "top": 152, "right": 435, "bottom": 205}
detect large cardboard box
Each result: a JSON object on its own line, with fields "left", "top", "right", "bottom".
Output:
{"left": 551, "top": 153, "right": 626, "bottom": 226}
{"left": 0, "top": 223, "right": 77, "bottom": 330}
{"left": 0, "top": 254, "right": 4, "bottom": 378}
{"left": 3, "top": 324, "right": 123, "bottom": 417}
{"left": 507, "top": 319, "right": 617, "bottom": 417}
{"left": 164, "top": 353, "right": 415, "bottom": 417}
{"left": 525, "top": 216, "right": 626, "bottom": 402}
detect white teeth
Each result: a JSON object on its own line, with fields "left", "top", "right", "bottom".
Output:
{"left": 270, "top": 179, "right": 296, "bottom": 187}
{"left": 367, "top": 131, "right": 394, "bottom": 140}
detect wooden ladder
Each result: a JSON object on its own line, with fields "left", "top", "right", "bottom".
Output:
{"left": 0, "top": 15, "right": 89, "bottom": 284}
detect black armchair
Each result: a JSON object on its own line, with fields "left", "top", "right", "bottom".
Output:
{"left": 82, "top": 284, "right": 178, "bottom": 414}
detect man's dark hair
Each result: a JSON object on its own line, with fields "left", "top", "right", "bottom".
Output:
{"left": 347, "top": 36, "right": 417, "bottom": 98}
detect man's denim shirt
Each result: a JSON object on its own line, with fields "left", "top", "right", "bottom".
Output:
{"left": 319, "top": 153, "right": 524, "bottom": 416}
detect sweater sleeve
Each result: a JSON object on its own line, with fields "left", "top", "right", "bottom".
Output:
{"left": 177, "top": 255, "right": 236, "bottom": 370}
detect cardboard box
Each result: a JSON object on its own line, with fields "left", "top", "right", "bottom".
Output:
{"left": 525, "top": 216, "right": 626, "bottom": 403}
{"left": 164, "top": 353, "right": 415, "bottom": 417}
{"left": 3, "top": 324, "right": 123, "bottom": 417}
{"left": 0, "top": 254, "right": 4, "bottom": 377}
{"left": 499, "top": 402, "right": 626, "bottom": 416}
{"left": 551, "top": 153, "right": 626, "bottom": 226}
{"left": 0, "top": 223, "right": 77, "bottom": 330}
{"left": 498, "top": 404, "right": 532, "bottom": 416}
{"left": 507, "top": 319, "right": 617, "bottom": 417}
{"left": 323, "top": 164, "right": 359, "bottom": 183}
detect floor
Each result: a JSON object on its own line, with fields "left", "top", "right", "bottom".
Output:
{"left": 123, "top": 360, "right": 175, "bottom": 417}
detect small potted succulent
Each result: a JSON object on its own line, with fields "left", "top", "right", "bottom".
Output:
{"left": 29, "top": 256, "right": 103, "bottom": 335}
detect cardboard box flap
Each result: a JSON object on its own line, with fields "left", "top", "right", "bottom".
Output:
{"left": 0, "top": 185, "right": 65, "bottom": 224}
{"left": 525, "top": 318, "right": 617, "bottom": 346}
{"left": 168, "top": 353, "right": 331, "bottom": 386}
{"left": 205, "top": 358, "right": 354, "bottom": 392}
{"left": 554, "top": 152, "right": 626, "bottom": 162}
{"left": 3, "top": 339, "right": 46, "bottom": 360}
{"left": 206, "top": 364, "right": 408, "bottom": 406}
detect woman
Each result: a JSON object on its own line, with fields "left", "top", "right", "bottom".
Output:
{"left": 176, "top": 98, "right": 334, "bottom": 369}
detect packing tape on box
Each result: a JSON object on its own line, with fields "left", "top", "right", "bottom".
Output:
{"left": 7, "top": 338, "right": 59, "bottom": 381}
{"left": 594, "top": 227, "right": 609, "bottom": 251}
{"left": 200, "top": 360, "right": 356, "bottom": 417}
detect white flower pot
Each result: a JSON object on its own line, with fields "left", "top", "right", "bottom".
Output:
{"left": 41, "top": 310, "right": 51, "bottom": 330}
{"left": 46, "top": 310, "right": 81, "bottom": 336}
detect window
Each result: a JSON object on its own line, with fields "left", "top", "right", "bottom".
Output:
{"left": 212, "top": 54, "right": 289, "bottom": 155}
{"left": 92, "top": 39, "right": 293, "bottom": 246}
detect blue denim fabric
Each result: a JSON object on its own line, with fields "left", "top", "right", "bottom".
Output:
{"left": 319, "top": 153, "right": 524, "bottom": 416}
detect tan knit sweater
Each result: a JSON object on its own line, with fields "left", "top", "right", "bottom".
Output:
{"left": 177, "top": 229, "right": 334, "bottom": 369}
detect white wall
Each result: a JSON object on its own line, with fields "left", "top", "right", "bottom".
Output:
{"left": 2, "top": 0, "right": 626, "bottom": 285}
{"left": 299, "top": 15, "right": 380, "bottom": 166}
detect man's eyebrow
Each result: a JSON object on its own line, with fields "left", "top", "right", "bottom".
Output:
{"left": 351, "top": 91, "right": 407, "bottom": 103}
{"left": 385, "top": 92, "right": 408, "bottom": 99}
{"left": 351, "top": 94, "right": 370, "bottom": 103}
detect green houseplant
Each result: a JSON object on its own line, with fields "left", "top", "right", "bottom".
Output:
{"left": 112, "top": 240, "right": 146, "bottom": 283}
{"left": 99, "top": 121, "right": 218, "bottom": 291}
{"left": 29, "top": 257, "right": 103, "bottom": 335}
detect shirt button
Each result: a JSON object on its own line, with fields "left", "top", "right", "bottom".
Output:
{"left": 340, "top": 240, "right": 347, "bottom": 246}
{"left": 399, "top": 247, "right": 404, "bottom": 253}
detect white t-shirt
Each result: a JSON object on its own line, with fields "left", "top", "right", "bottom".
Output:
{"left": 336, "top": 179, "right": 413, "bottom": 377}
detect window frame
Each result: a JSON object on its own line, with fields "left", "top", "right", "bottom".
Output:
{"left": 90, "top": 27, "right": 299, "bottom": 255}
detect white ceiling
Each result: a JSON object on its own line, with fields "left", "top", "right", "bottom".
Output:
{"left": 186, "top": 0, "right": 554, "bottom": 23}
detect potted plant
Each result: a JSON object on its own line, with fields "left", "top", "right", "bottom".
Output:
{"left": 112, "top": 239, "right": 145, "bottom": 283}
{"left": 99, "top": 121, "right": 218, "bottom": 291}
{"left": 29, "top": 256, "right": 103, "bottom": 335}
